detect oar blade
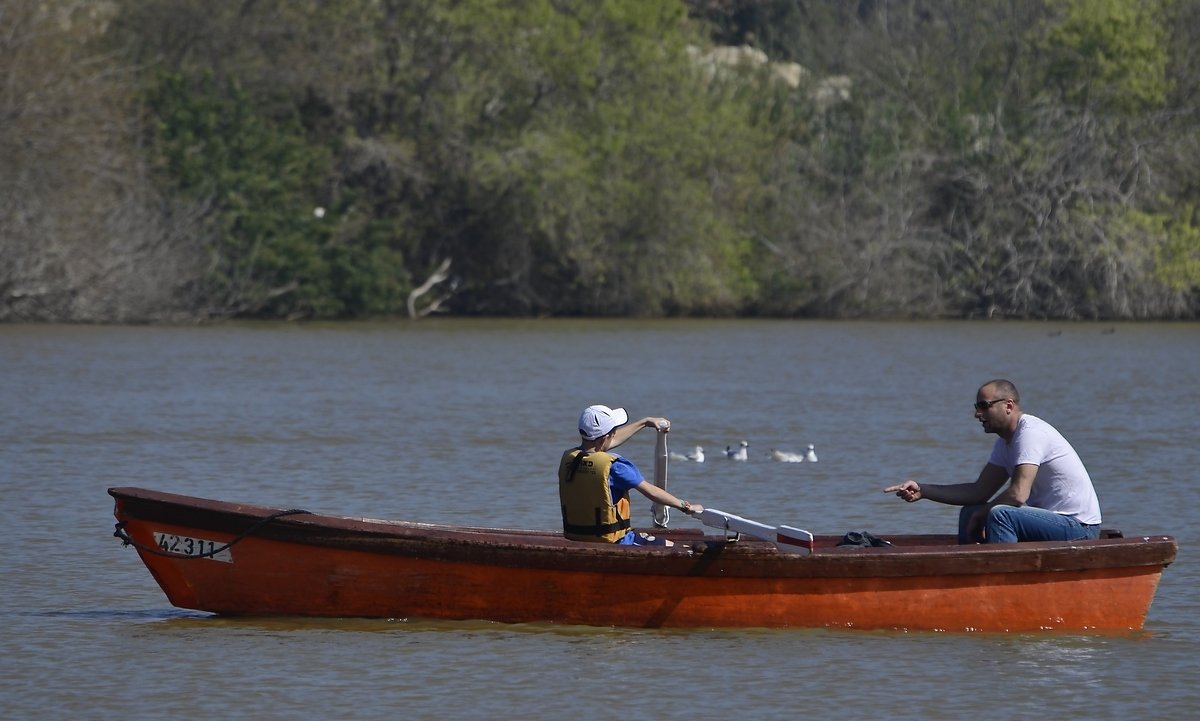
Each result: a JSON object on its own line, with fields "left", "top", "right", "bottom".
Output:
{"left": 774, "top": 525, "right": 815, "bottom": 555}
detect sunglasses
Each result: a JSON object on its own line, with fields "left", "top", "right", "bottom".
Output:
{"left": 973, "top": 398, "right": 1010, "bottom": 411}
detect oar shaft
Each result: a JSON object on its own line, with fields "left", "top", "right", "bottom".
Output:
{"left": 697, "top": 508, "right": 814, "bottom": 555}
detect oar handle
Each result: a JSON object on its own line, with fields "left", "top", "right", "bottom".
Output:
{"left": 652, "top": 426, "right": 669, "bottom": 527}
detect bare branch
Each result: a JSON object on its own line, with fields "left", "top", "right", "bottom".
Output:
{"left": 406, "top": 257, "right": 453, "bottom": 319}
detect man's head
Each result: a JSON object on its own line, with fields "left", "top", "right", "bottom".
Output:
{"left": 578, "top": 404, "right": 628, "bottom": 441}
{"left": 974, "top": 379, "right": 1021, "bottom": 436}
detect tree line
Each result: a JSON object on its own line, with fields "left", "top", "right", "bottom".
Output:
{"left": 2, "top": 0, "right": 1197, "bottom": 322}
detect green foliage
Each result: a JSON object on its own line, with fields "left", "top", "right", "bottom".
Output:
{"left": 147, "top": 71, "right": 326, "bottom": 315}
{"left": 327, "top": 216, "right": 412, "bottom": 315}
{"left": 1041, "top": 0, "right": 1170, "bottom": 112}
{"left": 520, "top": 51, "right": 766, "bottom": 314}
{"left": 146, "top": 70, "right": 413, "bottom": 317}
{"left": 360, "top": 0, "right": 766, "bottom": 315}
{"left": 1138, "top": 209, "right": 1200, "bottom": 292}
{"left": 33, "top": 0, "right": 1191, "bottom": 320}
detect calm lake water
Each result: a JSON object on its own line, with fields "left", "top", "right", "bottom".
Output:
{"left": 1, "top": 319, "right": 1198, "bottom": 720}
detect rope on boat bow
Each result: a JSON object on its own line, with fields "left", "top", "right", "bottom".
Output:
{"left": 113, "top": 508, "right": 311, "bottom": 559}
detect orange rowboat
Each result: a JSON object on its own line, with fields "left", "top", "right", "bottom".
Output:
{"left": 110, "top": 486, "right": 1175, "bottom": 632}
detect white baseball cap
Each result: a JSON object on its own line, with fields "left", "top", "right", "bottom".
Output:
{"left": 578, "top": 404, "right": 629, "bottom": 440}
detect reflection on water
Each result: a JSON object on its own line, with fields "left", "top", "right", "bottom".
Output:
{"left": 2, "top": 320, "right": 1198, "bottom": 720}
{"left": 35, "top": 608, "right": 204, "bottom": 622}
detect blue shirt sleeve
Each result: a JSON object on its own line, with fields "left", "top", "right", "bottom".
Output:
{"left": 608, "top": 456, "right": 645, "bottom": 498}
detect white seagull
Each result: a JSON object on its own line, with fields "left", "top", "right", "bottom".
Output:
{"left": 725, "top": 441, "right": 749, "bottom": 461}
{"left": 770, "top": 448, "right": 806, "bottom": 463}
{"left": 804, "top": 443, "right": 818, "bottom": 463}
{"left": 668, "top": 445, "right": 705, "bottom": 463}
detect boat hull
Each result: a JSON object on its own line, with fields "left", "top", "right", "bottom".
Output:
{"left": 110, "top": 487, "right": 1176, "bottom": 632}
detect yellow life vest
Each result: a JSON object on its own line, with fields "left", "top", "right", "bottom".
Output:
{"left": 558, "top": 449, "right": 632, "bottom": 543}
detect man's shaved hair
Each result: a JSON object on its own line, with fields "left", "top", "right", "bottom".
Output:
{"left": 981, "top": 379, "right": 1020, "bottom": 404}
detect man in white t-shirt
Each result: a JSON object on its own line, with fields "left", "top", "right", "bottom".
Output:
{"left": 884, "top": 379, "right": 1102, "bottom": 543}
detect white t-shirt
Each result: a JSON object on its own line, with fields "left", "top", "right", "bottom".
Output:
{"left": 987, "top": 414, "right": 1102, "bottom": 524}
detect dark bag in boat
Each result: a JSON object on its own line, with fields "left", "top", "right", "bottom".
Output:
{"left": 837, "top": 531, "right": 892, "bottom": 547}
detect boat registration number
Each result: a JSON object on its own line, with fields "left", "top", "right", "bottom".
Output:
{"left": 153, "top": 532, "right": 233, "bottom": 563}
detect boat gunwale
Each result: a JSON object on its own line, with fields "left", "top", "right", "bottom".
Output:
{"left": 109, "top": 486, "right": 1177, "bottom": 580}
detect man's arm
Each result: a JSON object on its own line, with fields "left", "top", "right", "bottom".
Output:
{"left": 885, "top": 463, "right": 1010, "bottom": 506}
{"left": 987, "top": 463, "right": 1037, "bottom": 506}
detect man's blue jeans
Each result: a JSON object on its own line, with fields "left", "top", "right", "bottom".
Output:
{"left": 958, "top": 504, "right": 1101, "bottom": 544}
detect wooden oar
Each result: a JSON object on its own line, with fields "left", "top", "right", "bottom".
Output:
{"left": 697, "top": 508, "right": 814, "bottom": 555}
{"left": 652, "top": 424, "right": 669, "bottom": 527}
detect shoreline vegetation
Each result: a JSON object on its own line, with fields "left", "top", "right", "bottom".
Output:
{"left": 3, "top": 0, "right": 1198, "bottom": 324}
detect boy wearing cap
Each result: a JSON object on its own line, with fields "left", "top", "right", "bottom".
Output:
{"left": 559, "top": 404, "right": 704, "bottom": 545}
